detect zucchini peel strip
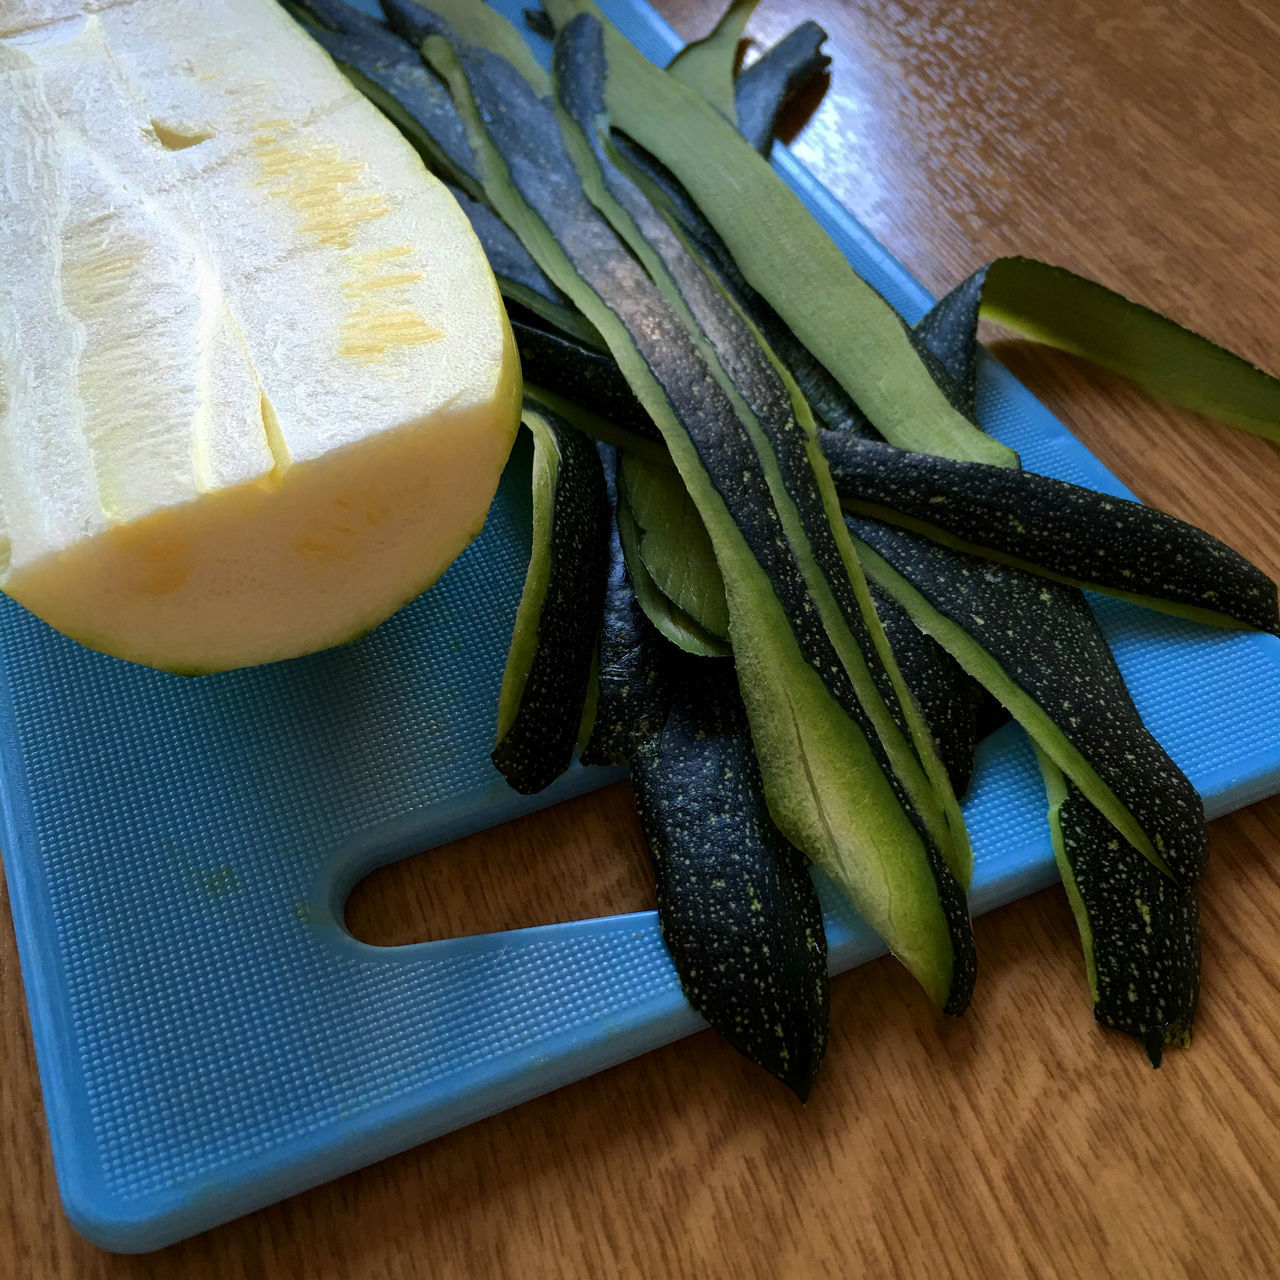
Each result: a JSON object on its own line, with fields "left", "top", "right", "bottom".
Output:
{"left": 1039, "top": 753, "right": 1199, "bottom": 1065}
{"left": 493, "top": 402, "right": 610, "bottom": 794}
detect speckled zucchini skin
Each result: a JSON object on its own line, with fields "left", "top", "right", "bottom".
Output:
{"left": 492, "top": 326, "right": 1277, "bottom": 633}
{"left": 632, "top": 660, "right": 829, "bottom": 1100}
{"left": 913, "top": 269, "right": 984, "bottom": 410}
{"left": 609, "top": 134, "right": 877, "bottom": 440}
{"left": 585, "top": 459, "right": 829, "bottom": 1097}
{"left": 870, "top": 585, "right": 977, "bottom": 799}
{"left": 615, "top": 445, "right": 982, "bottom": 795}
{"left": 434, "top": 20, "right": 974, "bottom": 1012}
{"left": 1051, "top": 772, "right": 1200, "bottom": 1065}
{"left": 825, "top": 434, "right": 1280, "bottom": 634}
{"left": 909, "top": 259, "right": 1206, "bottom": 1060}
{"left": 289, "top": 0, "right": 479, "bottom": 187}
{"left": 906, "top": 265, "right": 1278, "bottom": 631}
{"left": 580, "top": 449, "right": 673, "bottom": 767}
{"left": 492, "top": 407, "right": 610, "bottom": 794}
{"left": 616, "top": 446, "right": 981, "bottom": 795}
{"left": 447, "top": 185, "right": 567, "bottom": 312}
{"left": 554, "top": 16, "right": 975, "bottom": 973}
{"left": 734, "top": 21, "right": 831, "bottom": 155}
{"left": 851, "top": 517, "right": 1208, "bottom": 891}
{"left": 509, "top": 316, "right": 663, "bottom": 442}
{"left": 290, "top": 0, "right": 1230, "bottom": 1069}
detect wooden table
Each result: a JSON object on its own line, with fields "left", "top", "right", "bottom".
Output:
{"left": 5, "top": 1, "right": 1280, "bottom": 1274}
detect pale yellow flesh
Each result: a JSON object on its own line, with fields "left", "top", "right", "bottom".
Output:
{"left": 0, "top": 0, "right": 521, "bottom": 671}
{"left": 7, "top": 367, "right": 518, "bottom": 673}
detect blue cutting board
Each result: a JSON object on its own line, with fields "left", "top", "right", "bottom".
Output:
{"left": 3, "top": 0, "right": 1279, "bottom": 1254}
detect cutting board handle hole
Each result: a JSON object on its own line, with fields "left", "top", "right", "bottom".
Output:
{"left": 343, "top": 782, "right": 655, "bottom": 945}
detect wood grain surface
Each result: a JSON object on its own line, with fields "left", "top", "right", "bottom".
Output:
{"left": 4, "top": 1, "right": 1280, "bottom": 1275}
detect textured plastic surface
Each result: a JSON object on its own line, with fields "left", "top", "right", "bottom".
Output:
{"left": 1, "top": 0, "right": 1278, "bottom": 1253}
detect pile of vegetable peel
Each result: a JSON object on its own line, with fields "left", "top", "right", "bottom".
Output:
{"left": 287, "top": 0, "right": 1280, "bottom": 1096}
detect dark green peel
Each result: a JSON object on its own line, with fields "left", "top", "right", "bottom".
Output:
{"left": 850, "top": 518, "right": 1208, "bottom": 890}
{"left": 544, "top": 67, "right": 873, "bottom": 438}
{"left": 293, "top": 0, "right": 1261, "bottom": 1079}
{"left": 541, "top": 0, "right": 1016, "bottom": 467}
{"left": 870, "top": 585, "right": 977, "bottom": 800}
{"left": 520, "top": 383, "right": 668, "bottom": 464}
{"left": 288, "top": 0, "right": 480, "bottom": 191}
{"left": 383, "top": 0, "right": 553, "bottom": 85}
{"left": 511, "top": 316, "right": 662, "bottom": 442}
{"left": 523, "top": 6, "right": 555, "bottom": 41}
{"left": 632, "top": 659, "right": 829, "bottom": 1100}
{"left": 445, "top": 183, "right": 570, "bottom": 314}
{"left": 553, "top": 129, "right": 878, "bottom": 439}
{"left": 904, "top": 266, "right": 1279, "bottom": 633}
{"left": 913, "top": 270, "right": 984, "bottom": 411}
{"left": 580, "top": 449, "right": 674, "bottom": 768}
{"left": 426, "top": 10, "right": 974, "bottom": 1012}
{"left": 291, "top": 0, "right": 1280, "bottom": 1084}
{"left": 504, "top": 283, "right": 868, "bottom": 459}
{"left": 824, "top": 434, "right": 1280, "bottom": 635}
{"left": 913, "top": 259, "right": 1207, "bottom": 1062}
{"left": 493, "top": 404, "right": 610, "bottom": 795}
{"left": 1040, "top": 755, "right": 1199, "bottom": 1065}
{"left": 620, "top": 448, "right": 980, "bottom": 798}
{"left": 734, "top": 21, "right": 831, "bottom": 155}
{"left": 583, "top": 459, "right": 830, "bottom": 1097}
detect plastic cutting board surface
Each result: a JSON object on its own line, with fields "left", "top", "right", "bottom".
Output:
{"left": 2, "top": 0, "right": 1279, "bottom": 1253}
